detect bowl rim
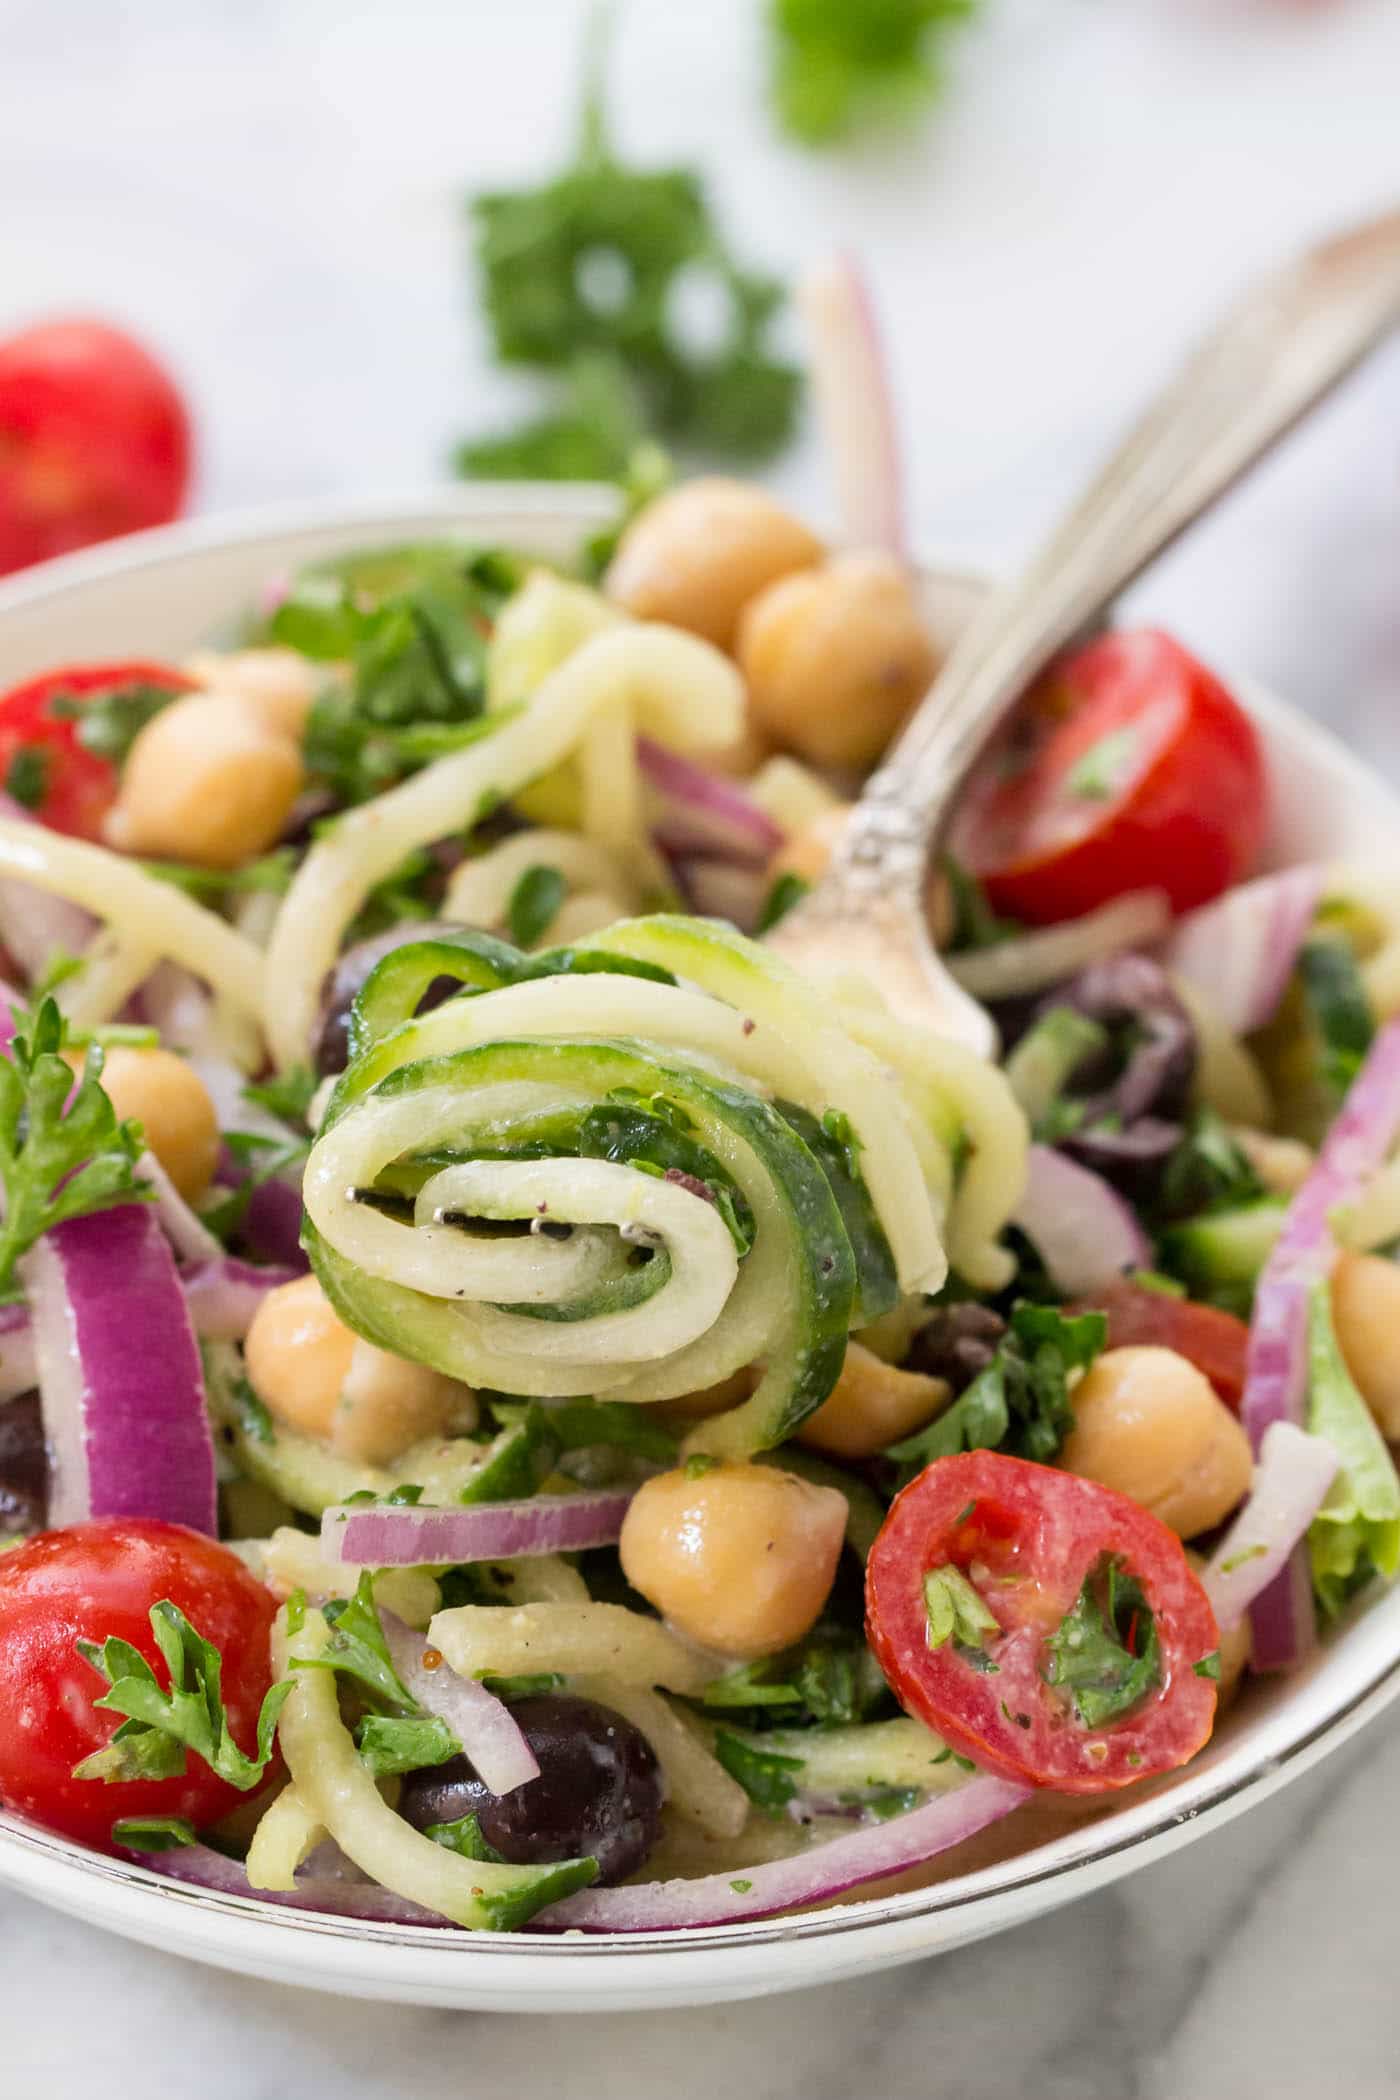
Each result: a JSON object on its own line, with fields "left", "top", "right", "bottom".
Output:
{"left": 0, "top": 485, "right": 1396, "bottom": 1994}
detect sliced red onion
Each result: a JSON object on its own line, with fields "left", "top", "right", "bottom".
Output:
{"left": 798, "top": 254, "right": 905, "bottom": 557}
{"left": 21, "top": 1203, "right": 216, "bottom": 1531}
{"left": 669, "top": 857, "right": 768, "bottom": 933}
{"left": 1199, "top": 1422, "right": 1339, "bottom": 1633}
{"left": 538, "top": 1775, "right": 1030, "bottom": 1932}
{"left": 139, "top": 963, "right": 217, "bottom": 1054}
{"left": 949, "top": 892, "right": 1172, "bottom": 1002}
{"left": 1012, "top": 1144, "right": 1151, "bottom": 1295}
{"left": 1242, "top": 1017, "right": 1400, "bottom": 1669}
{"left": 138, "top": 1148, "right": 224, "bottom": 1264}
{"left": 1163, "top": 866, "right": 1323, "bottom": 1037}
{"left": 322, "top": 1490, "right": 634, "bottom": 1569}
{"left": 638, "top": 738, "right": 783, "bottom": 867}
{"left": 0, "top": 793, "right": 97, "bottom": 981}
{"left": 214, "top": 1155, "right": 308, "bottom": 1272}
{"left": 124, "top": 1841, "right": 444, "bottom": 1925}
{"left": 181, "top": 1256, "right": 303, "bottom": 1339}
{"left": 381, "top": 1611, "right": 539, "bottom": 1795}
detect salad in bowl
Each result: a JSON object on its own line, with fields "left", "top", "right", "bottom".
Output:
{"left": 0, "top": 472, "right": 1395, "bottom": 1941}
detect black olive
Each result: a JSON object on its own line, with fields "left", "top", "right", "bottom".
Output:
{"left": 397, "top": 1692, "right": 663, "bottom": 1884}
{"left": 313, "top": 920, "right": 471, "bottom": 1078}
{"left": 0, "top": 1392, "right": 47, "bottom": 1536}
{"left": 906, "top": 1304, "right": 1007, "bottom": 1393}
{"left": 1060, "top": 1115, "right": 1184, "bottom": 1207}
{"left": 1036, "top": 954, "right": 1196, "bottom": 1126}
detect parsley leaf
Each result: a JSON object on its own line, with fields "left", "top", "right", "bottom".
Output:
{"left": 0, "top": 999, "right": 152, "bottom": 1292}
{"left": 462, "top": 17, "right": 800, "bottom": 470}
{"left": 290, "top": 1570, "right": 418, "bottom": 1713}
{"left": 923, "top": 1564, "right": 999, "bottom": 1653}
{"left": 886, "top": 1302, "right": 1106, "bottom": 1481}
{"left": 111, "top": 1814, "right": 198, "bottom": 1851}
{"left": 425, "top": 1812, "right": 507, "bottom": 1863}
{"left": 713, "top": 1729, "right": 805, "bottom": 1813}
{"left": 242, "top": 1066, "right": 319, "bottom": 1125}
{"left": 50, "top": 680, "right": 181, "bottom": 765}
{"left": 1044, "top": 1557, "right": 1160, "bottom": 1728}
{"left": 755, "top": 871, "right": 810, "bottom": 936}
{"left": 507, "top": 865, "right": 567, "bottom": 951}
{"left": 4, "top": 745, "right": 49, "bottom": 811}
{"left": 354, "top": 1712, "right": 461, "bottom": 1779}
{"left": 768, "top": 0, "right": 980, "bottom": 147}
{"left": 73, "top": 1602, "right": 292, "bottom": 1789}
{"left": 1065, "top": 725, "right": 1139, "bottom": 802}
{"left": 940, "top": 853, "right": 1022, "bottom": 953}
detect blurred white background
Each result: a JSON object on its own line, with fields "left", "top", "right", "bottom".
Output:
{"left": 3, "top": 0, "right": 1398, "bottom": 756}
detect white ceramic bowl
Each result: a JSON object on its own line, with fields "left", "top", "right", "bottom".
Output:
{"left": 0, "top": 487, "right": 1396, "bottom": 2014}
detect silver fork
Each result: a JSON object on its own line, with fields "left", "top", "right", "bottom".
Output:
{"left": 767, "top": 206, "right": 1400, "bottom": 1054}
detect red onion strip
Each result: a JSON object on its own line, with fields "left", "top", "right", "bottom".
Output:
{"left": 1163, "top": 866, "right": 1323, "bottom": 1037}
{"left": 381, "top": 1612, "right": 539, "bottom": 1795}
{"left": 637, "top": 737, "right": 783, "bottom": 866}
{"left": 1199, "top": 1422, "right": 1339, "bottom": 1633}
{"left": 180, "top": 1257, "right": 303, "bottom": 1339}
{"left": 539, "top": 1775, "right": 1031, "bottom": 1932}
{"left": 1241, "top": 1017, "right": 1400, "bottom": 1668}
{"left": 798, "top": 254, "right": 905, "bottom": 557}
{"left": 124, "top": 1841, "right": 443, "bottom": 1925}
{"left": 21, "top": 1203, "right": 216, "bottom": 1532}
{"left": 1012, "top": 1144, "right": 1151, "bottom": 1295}
{"left": 322, "top": 1491, "right": 634, "bottom": 1568}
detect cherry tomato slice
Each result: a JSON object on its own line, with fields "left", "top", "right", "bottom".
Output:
{"left": 0, "top": 319, "right": 192, "bottom": 576}
{"left": 1068, "top": 1281, "right": 1251, "bottom": 1410}
{"left": 0, "top": 1519, "right": 277, "bottom": 1849}
{"left": 0, "top": 659, "right": 192, "bottom": 839}
{"left": 950, "top": 629, "right": 1267, "bottom": 923}
{"left": 866, "top": 1450, "right": 1219, "bottom": 1792}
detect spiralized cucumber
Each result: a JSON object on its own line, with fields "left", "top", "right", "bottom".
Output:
{"left": 299, "top": 915, "right": 1022, "bottom": 1454}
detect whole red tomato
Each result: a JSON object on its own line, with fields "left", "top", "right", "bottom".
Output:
{"left": 950, "top": 630, "right": 1267, "bottom": 923}
{"left": 0, "top": 1520, "right": 277, "bottom": 1849}
{"left": 0, "top": 319, "right": 193, "bottom": 576}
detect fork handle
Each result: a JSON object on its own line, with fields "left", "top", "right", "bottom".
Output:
{"left": 834, "top": 205, "right": 1400, "bottom": 895}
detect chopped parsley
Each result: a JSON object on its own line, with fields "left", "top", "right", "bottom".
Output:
{"left": 0, "top": 998, "right": 152, "bottom": 1292}
{"left": 4, "top": 745, "right": 49, "bottom": 810}
{"left": 1044, "top": 1557, "right": 1160, "bottom": 1729}
{"left": 1065, "top": 725, "right": 1139, "bottom": 802}
{"left": 712, "top": 1730, "right": 805, "bottom": 1813}
{"left": 922, "top": 1564, "right": 999, "bottom": 1656}
{"left": 755, "top": 871, "right": 810, "bottom": 935}
{"left": 886, "top": 1302, "right": 1106, "bottom": 1481}
{"left": 507, "top": 864, "right": 568, "bottom": 951}
{"left": 73, "top": 1602, "right": 292, "bottom": 1789}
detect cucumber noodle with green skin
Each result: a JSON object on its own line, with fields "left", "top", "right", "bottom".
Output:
{"left": 301, "top": 914, "right": 986, "bottom": 1455}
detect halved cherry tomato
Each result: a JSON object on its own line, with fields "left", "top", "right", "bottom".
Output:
{"left": 1068, "top": 1281, "right": 1251, "bottom": 1410}
{"left": 0, "top": 319, "right": 192, "bottom": 576}
{"left": 866, "top": 1450, "right": 1220, "bottom": 1792}
{"left": 0, "top": 1520, "right": 277, "bottom": 1849}
{"left": 0, "top": 659, "right": 193, "bottom": 839}
{"left": 950, "top": 630, "right": 1267, "bottom": 923}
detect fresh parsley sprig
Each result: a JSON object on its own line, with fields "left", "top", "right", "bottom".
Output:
{"left": 0, "top": 998, "right": 153, "bottom": 1292}
{"left": 73, "top": 1601, "right": 292, "bottom": 1789}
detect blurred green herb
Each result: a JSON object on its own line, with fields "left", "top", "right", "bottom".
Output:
{"left": 768, "top": 0, "right": 979, "bottom": 146}
{"left": 460, "top": 8, "right": 800, "bottom": 479}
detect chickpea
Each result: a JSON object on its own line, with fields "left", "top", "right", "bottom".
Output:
{"left": 798, "top": 1342, "right": 949, "bottom": 1460}
{"left": 78, "top": 1044, "right": 219, "bottom": 1203}
{"left": 1332, "top": 1251, "right": 1400, "bottom": 1437}
{"left": 105, "top": 691, "right": 304, "bottom": 870}
{"left": 1058, "top": 1345, "right": 1253, "bottom": 1539}
{"left": 185, "top": 647, "right": 325, "bottom": 741}
{"left": 605, "top": 479, "right": 823, "bottom": 650}
{"left": 738, "top": 551, "right": 938, "bottom": 772}
{"left": 244, "top": 1275, "right": 466, "bottom": 1465}
{"left": 619, "top": 1461, "right": 847, "bottom": 1658}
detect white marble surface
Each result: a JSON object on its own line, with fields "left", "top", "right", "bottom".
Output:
{"left": 4, "top": 0, "right": 1400, "bottom": 2089}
